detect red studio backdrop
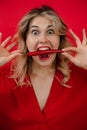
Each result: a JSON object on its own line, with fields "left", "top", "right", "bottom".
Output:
{"left": 0, "top": 0, "right": 87, "bottom": 90}
{"left": 0, "top": 0, "right": 87, "bottom": 38}
{"left": 0, "top": 0, "right": 87, "bottom": 64}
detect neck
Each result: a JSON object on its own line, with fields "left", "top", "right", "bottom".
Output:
{"left": 30, "top": 62, "right": 56, "bottom": 77}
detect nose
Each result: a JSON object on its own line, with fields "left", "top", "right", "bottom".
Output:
{"left": 38, "top": 33, "right": 48, "bottom": 44}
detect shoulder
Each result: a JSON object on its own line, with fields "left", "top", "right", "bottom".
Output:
{"left": 56, "top": 64, "right": 87, "bottom": 88}
{"left": 0, "top": 63, "right": 11, "bottom": 76}
{"left": 0, "top": 63, "right": 16, "bottom": 92}
{"left": 67, "top": 64, "right": 87, "bottom": 89}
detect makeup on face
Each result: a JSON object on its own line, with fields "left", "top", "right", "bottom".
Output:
{"left": 26, "top": 16, "right": 61, "bottom": 61}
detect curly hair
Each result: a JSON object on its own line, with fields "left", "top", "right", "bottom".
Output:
{"left": 11, "top": 5, "right": 72, "bottom": 87}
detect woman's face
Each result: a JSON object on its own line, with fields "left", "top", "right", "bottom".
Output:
{"left": 26, "top": 16, "right": 60, "bottom": 67}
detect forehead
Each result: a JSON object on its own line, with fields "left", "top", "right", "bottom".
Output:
{"left": 29, "top": 16, "right": 54, "bottom": 28}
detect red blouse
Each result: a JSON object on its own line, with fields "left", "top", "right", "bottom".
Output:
{"left": 0, "top": 64, "right": 87, "bottom": 130}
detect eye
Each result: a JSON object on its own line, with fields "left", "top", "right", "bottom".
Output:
{"left": 47, "top": 29, "right": 54, "bottom": 35}
{"left": 31, "top": 30, "right": 39, "bottom": 35}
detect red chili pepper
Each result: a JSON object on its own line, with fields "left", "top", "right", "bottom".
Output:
{"left": 27, "top": 49, "right": 64, "bottom": 56}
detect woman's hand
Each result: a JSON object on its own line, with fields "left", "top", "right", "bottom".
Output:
{"left": 62, "top": 29, "right": 87, "bottom": 69}
{"left": 0, "top": 32, "right": 21, "bottom": 67}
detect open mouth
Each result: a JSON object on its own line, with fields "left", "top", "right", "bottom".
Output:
{"left": 27, "top": 48, "right": 64, "bottom": 57}
{"left": 39, "top": 53, "right": 50, "bottom": 58}
{"left": 37, "top": 47, "right": 51, "bottom": 59}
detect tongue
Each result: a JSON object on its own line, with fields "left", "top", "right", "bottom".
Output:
{"left": 39, "top": 54, "right": 49, "bottom": 58}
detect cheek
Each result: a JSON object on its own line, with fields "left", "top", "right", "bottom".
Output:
{"left": 52, "top": 37, "right": 60, "bottom": 48}
{"left": 26, "top": 37, "right": 36, "bottom": 51}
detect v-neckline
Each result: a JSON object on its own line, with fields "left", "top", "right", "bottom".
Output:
{"left": 29, "top": 71, "right": 57, "bottom": 114}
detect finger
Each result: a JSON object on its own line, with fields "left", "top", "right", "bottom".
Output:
{"left": 62, "top": 52, "right": 74, "bottom": 62}
{"left": 82, "top": 29, "right": 87, "bottom": 45}
{"left": 7, "top": 53, "right": 20, "bottom": 60}
{"left": 6, "top": 41, "right": 18, "bottom": 51}
{"left": 0, "top": 32, "right": 2, "bottom": 44}
{"left": 1, "top": 36, "right": 11, "bottom": 47}
{"left": 11, "top": 34, "right": 18, "bottom": 42}
{"left": 62, "top": 47, "right": 77, "bottom": 52}
{"left": 0, "top": 52, "right": 21, "bottom": 66}
{"left": 10, "top": 50, "right": 23, "bottom": 55}
{"left": 69, "top": 29, "right": 81, "bottom": 46}
{"left": 6, "top": 52, "right": 22, "bottom": 63}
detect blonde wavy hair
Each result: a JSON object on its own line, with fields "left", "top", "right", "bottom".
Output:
{"left": 11, "top": 5, "right": 72, "bottom": 87}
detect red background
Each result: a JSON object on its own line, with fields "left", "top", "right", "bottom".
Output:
{"left": 0, "top": 0, "right": 87, "bottom": 39}
{"left": 0, "top": 1, "right": 87, "bottom": 86}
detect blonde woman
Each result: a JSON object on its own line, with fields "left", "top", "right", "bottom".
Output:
{"left": 0, "top": 5, "right": 87, "bottom": 130}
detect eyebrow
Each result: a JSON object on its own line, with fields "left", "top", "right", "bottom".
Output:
{"left": 30, "top": 25, "right": 54, "bottom": 29}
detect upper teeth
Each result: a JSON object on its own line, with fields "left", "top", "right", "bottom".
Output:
{"left": 38, "top": 47, "right": 50, "bottom": 51}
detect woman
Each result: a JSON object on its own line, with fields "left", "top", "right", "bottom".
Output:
{"left": 0, "top": 5, "right": 87, "bottom": 130}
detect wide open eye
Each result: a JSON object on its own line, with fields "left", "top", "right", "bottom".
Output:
{"left": 31, "top": 30, "right": 39, "bottom": 35}
{"left": 47, "top": 29, "right": 54, "bottom": 35}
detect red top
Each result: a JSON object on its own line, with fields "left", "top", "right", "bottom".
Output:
{"left": 0, "top": 64, "right": 87, "bottom": 130}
